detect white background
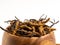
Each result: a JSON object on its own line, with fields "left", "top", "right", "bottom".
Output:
{"left": 0, "top": 0, "right": 60, "bottom": 45}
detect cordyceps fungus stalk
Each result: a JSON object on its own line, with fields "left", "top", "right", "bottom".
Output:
{"left": 0, "top": 15, "right": 59, "bottom": 37}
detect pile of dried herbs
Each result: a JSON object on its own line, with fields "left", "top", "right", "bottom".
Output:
{"left": 0, "top": 15, "right": 59, "bottom": 37}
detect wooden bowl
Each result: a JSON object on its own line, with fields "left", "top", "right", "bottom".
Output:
{"left": 2, "top": 32, "right": 56, "bottom": 45}
{"left": 56, "top": 44, "right": 60, "bottom": 45}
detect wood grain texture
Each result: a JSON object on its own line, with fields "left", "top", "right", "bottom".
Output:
{"left": 56, "top": 44, "right": 60, "bottom": 45}
{"left": 2, "top": 32, "right": 56, "bottom": 45}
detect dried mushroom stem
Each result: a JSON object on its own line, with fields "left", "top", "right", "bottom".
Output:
{"left": 49, "top": 28, "right": 56, "bottom": 32}
{"left": 4, "top": 20, "right": 12, "bottom": 23}
{"left": 29, "top": 22, "right": 39, "bottom": 26}
{"left": 13, "top": 21, "right": 20, "bottom": 35}
{"left": 20, "top": 25, "right": 32, "bottom": 30}
{"left": 43, "top": 18, "right": 50, "bottom": 23}
{"left": 39, "top": 26, "right": 44, "bottom": 35}
{"left": 18, "top": 29, "right": 28, "bottom": 32}
{"left": 32, "top": 26, "right": 35, "bottom": 32}
{"left": 50, "top": 20, "right": 59, "bottom": 27}
{"left": 39, "top": 14, "right": 44, "bottom": 20}
{"left": 0, "top": 26, "right": 9, "bottom": 33}
{"left": 15, "top": 16, "right": 19, "bottom": 20}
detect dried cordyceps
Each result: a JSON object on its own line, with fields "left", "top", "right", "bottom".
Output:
{"left": 0, "top": 15, "right": 59, "bottom": 37}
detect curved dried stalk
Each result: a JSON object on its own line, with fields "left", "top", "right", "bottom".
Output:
{"left": 50, "top": 20, "right": 59, "bottom": 27}
{"left": 0, "top": 26, "right": 9, "bottom": 33}
{"left": 43, "top": 18, "right": 50, "bottom": 23}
